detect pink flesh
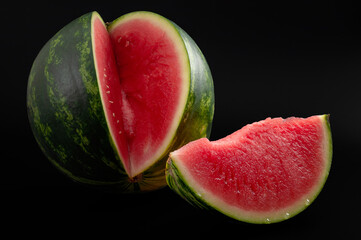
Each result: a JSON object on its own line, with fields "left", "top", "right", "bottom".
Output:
{"left": 174, "top": 116, "right": 326, "bottom": 212}
{"left": 109, "top": 19, "right": 182, "bottom": 175}
{"left": 93, "top": 16, "right": 183, "bottom": 176}
{"left": 93, "top": 17, "right": 130, "bottom": 170}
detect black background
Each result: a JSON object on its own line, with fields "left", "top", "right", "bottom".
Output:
{"left": 1, "top": 0, "right": 360, "bottom": 237}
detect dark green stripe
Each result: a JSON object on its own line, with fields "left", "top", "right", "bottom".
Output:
{"left": 27, "top": 12, "right": 125, "bottom": 184}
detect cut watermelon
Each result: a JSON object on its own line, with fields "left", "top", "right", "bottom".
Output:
{"left": 166, "top": 115, "right": 332, "bottom": 223}
{"left": 27, "top": 11, "right": 214, "bottom": 192}
{"left": 105, "top": 12, "right": 191, "bottom": 177}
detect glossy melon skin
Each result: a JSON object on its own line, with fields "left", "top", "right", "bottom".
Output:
{"left": 27, "top": 11, "right": 214, "bottom": 192}
{"left": 166, "top": 115, "right": 332, "bottom": 223}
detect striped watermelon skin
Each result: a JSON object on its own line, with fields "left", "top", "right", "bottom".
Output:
{"left": 27, "top": 12, "right": 214, "bottom": 192}
{"left": 27, "top": 12, "right": 127, "bottom": 186}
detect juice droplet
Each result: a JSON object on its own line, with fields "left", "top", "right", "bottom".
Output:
{"left": 284, "top": 212, "right": 290, "bottom": 219}
{"left": 305, "top": 199, "right": 311, "bottom": 206}
{"left": 265, "top": 218, "right": 271, "bottom": 224}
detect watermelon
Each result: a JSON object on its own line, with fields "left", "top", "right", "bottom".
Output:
{"left": 166, "top": 115, "right": 332, "bottom": 223}
{"left": 27, "top": 11, "right": 214, "bottom": 192}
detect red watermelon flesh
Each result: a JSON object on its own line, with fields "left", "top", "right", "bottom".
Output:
{"left": 167, "top": 115, "right": 332, "bottom": 223}
{"left": 93, "top": 17, "right": 129, "bottom": 170}
{"left": 93, "top": 14, "right": 189, "bottom": 177}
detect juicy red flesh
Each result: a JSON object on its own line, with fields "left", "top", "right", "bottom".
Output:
{"left": 109, "top": 19, "right": 183, "bottom": 175}
{"left": 93, "top": 17, "right": 130, "bottom": 169}
{"left": 176, "top": 116, "right": 325, "bottom": 212}
{"left": 94, "top": 16, "right": 183, "bottom": 176}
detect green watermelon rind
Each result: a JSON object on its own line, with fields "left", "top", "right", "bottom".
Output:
{"left": 27, "top": 11, "right": 214, "bottom": 192}
{"left": 27, "top": 12, "right": 126, "bottom": 185}
{"left": 166, "top": 114, "right": 333, "bottom": 223}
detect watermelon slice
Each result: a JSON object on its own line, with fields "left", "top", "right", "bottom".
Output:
{"left": 166, "top": 115, "right": 332, "bottom": 223}
{"left": 102, "top": 12, "right": 193, "bottom": 177}
{"left": 27, "top": 11, "right": 214, "bottom": 192}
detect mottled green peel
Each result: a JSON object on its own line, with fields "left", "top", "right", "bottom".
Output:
{"left": 27, "top": 12, "right": 124, "bottom": 185}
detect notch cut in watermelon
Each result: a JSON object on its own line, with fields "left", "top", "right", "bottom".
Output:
{"left": 166, "top": 115, "right": 332, "bottom": 223}
{"left": 92, "top": 12, "right": 190, "bottom": 178}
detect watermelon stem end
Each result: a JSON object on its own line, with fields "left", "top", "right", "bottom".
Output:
{"left": 129, "top": 173, "right": 143, "bottom": 183}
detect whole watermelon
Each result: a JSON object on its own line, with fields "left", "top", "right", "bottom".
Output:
{"left": 27, "top": 11, "right": 214, "bottom": 192}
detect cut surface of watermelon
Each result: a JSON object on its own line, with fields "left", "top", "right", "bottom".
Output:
{"left": 166, "top": 115, "right": 332, "bottom": 223}
{"left": 94, "top": 12, "right": 190, "bottom": 177}
{"left": 93, "top": 14, "right": 129, "bottom": 170}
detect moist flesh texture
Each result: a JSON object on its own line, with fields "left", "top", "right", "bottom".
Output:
{"left": 93, "top": 14, "right": 184, "bottom": 177}
{"left": 93, "top": 16, "right": 130, "bottom": 171}
{"left": 171, "top": 116, "right": 329, "bottom": 213}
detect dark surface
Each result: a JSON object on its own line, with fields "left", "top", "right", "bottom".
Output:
{"left": 1, "top": 1, "right": 359, "bottom": 237}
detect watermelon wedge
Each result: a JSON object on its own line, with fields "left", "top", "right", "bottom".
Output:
{"left": 166, "top": 115, "right": 332, "bottom": 223}
{"left": 27, "top": 11, "right": 214, "bottom": 192}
